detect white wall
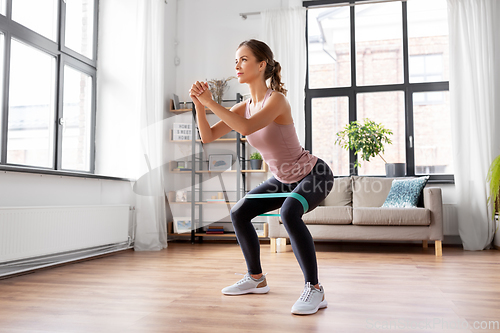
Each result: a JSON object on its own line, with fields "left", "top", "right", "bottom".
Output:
{"left": 0, "top": 171, "right": 132, "bottom": 207}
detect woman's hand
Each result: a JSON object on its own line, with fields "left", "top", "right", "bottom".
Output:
{"left": 189, "top": 81, "right": 211, "bottom": 106}
{"left": 196, "top": 82, "right": 213, "bottom": 106}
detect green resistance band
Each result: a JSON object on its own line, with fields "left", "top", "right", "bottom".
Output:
{"left": 245, "top": 192, "right": 309, "bottom": 216}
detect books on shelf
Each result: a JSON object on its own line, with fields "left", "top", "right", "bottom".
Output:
{"left": 206, "top": 225, "right": 224, "bottom": 234}
{"left": 172, "top": 167, "right": 192, "bottom": 171}
{"left": 206, "top": 198, "right": 226, "bottom": 203}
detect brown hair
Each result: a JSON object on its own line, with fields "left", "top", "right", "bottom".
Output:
{"left": 237, "top": 39, "right": 287, "bottom": 96}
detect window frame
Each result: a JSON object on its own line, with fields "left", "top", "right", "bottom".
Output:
{"left": 0, "top": 0, "right": 101, "bottom": 176}
{"left": 304, "top": 0, "right": 454, "bottom": 184}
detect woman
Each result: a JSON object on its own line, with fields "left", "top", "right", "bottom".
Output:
{"left": 188, "top": 39, "right": 334, "bottom": 315}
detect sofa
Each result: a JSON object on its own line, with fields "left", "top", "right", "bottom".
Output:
{"left": 267, "top": 176, "right": 443, "bottom": 256}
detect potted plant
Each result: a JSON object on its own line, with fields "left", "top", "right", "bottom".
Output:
{"left": 249, "top": 151, "right": 263, "bottom": 170}
{"left": 486, "top": 154, "right": 500, "bottom": 222}
{"left": 335, "top": 118, "right": 401, "bottom": 176}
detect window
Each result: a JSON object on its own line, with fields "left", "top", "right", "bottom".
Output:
{"left": 356, "top": 91, "right": 405, "bottom": 175}
{"left": 7, "top": 39, "right": 57, "bottom": 168}
{"left": 410, "top": 54, "right": 443, "bottom": 83}
{"left": 12, "top": 0, "right": 59, "bottom": 41}
{"left": 355, "top": 2, "right": 404, "bottom": 86}
{"left": 311, "top": 96, "right": 349, "bottom": 175}
{"left": 61, "top": 65, "right": 93, "bottom": 171}
{"left": 410, "top": 54, "right": 444, "bottom": 104}
{"left": 0, "top": 0, "right": 98, "bottom": 173}
{"left": 64, "top": 0, "right": 95, "bottom": 59}
{"left": 305, "top": 0, "right": 452, "bottom": 181}
{"left": 413, "top": 91, "right": 453, "bottom": 175}
{"left": 307, "top": 8, "right": 351, "bottom": 88}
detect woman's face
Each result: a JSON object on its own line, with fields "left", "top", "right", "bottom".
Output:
{"left": 235, "top": 45, "right": 265, "bottom": 84}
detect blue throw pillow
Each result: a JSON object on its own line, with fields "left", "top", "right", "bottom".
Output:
{"left": 382, "top": 176, "right": 430, "bottom": 208}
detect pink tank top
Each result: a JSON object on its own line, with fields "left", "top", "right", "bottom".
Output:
{"left": 245, "top": 88, "right": 318, "bottom": 184}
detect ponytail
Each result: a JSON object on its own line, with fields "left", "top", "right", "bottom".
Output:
{"left": 269, "top": 60, "right": 287, "bottom": 96}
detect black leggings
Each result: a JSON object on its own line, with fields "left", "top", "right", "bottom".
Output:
{"left": 230, "top": 158, "right": 334, "bottom": 285}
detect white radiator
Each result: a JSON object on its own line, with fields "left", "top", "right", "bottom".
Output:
{"left": 0, "top": 205, "right": 131, "bottom": 263}
{"left": 443, "top": 204, "right": 459, "bottom": 236}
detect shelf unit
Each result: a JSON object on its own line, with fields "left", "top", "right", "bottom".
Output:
{"left": 167, "top": 94, "right": 269, "bottom": 243}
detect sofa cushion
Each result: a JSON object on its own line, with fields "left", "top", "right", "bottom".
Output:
{"left": 352, "top": 207, "right": 431, "bottom": 226}
{"left": 279, "top": 206, "right": 352, "bottom": 225}
{"left": 320, "top": 176, "right": 352, "bottom": 207}
{"left": 382, "top": 176, "right": 430, "bottom": 208}
{"left": 351, "top": 176, "right": 394, "bottom": 207}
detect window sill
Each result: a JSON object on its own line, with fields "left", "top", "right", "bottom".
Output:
{"left": 333, "top": 174, "right": 455, "bottom": 184}
{"left": 0, "top": 165, "right": 135, "bottom": 182}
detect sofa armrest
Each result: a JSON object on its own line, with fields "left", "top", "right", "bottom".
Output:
{"left": 423, "top": 187, "right": 444, "bottom": 241}
{"left": 267, "top": 208, "right": 281, "bottom": 238}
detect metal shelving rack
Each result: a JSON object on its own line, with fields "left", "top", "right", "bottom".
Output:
{"left": 168, "top": 93, "right": 269, "bottom": 243}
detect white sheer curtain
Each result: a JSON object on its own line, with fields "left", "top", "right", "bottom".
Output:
{"left": 447, "top": 0, "right": 500, "bottom": 250}
{"left": 132, "top": 0, "right": 168, "bottom": 251}
{"left": 262, "top": 6, "right": 307, "bottom": 146}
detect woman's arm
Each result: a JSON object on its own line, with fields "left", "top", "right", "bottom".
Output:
{"left": 194, "top": 102, "right": 213, "bottom": 143}
{"left": 189, "top": 84, "right": 214, "bottom": 143}
{"left": 201, "top": 91, "right": 288, "bottom": 136}
{"left": 189, "top": 82, "right": 240, "bottom": 143}
{"left": 196, "top": 106, "right": 239, "bottom": 144}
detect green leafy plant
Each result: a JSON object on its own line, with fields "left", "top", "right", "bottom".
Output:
{"left": 335, "top": 118, "right": 393, "bottom": 169}
{"left": 250, "top": 152, "right": 262, "bottom": 160}
{"left": 486, "top": 154, "right": 500, "bottom": 221}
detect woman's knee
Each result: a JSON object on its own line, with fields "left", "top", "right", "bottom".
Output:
{"left": 230, "top": 198, "right": 246, "bottom": 222}
{"left": 279, "top": 199, "right": 303, "bottom": 224}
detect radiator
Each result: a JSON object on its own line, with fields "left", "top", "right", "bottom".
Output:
{"left": 0, "top": 205, "right": 131, "bottom": 263}
{"left": 442, "top": 203, "right": 459, "bottom": 236}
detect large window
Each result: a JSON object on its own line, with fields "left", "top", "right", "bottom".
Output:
{"left": 0, "top": 0, "right": 98, "bottom": 173}
{"left": 305, "top": 0, "right": 453, "bottom": 182}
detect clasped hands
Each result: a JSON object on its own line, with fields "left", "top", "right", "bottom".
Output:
{"left": 189, "top": 81, "right": 213, "bottom": 107}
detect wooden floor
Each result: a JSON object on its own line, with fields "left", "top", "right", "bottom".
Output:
{"left": 1, "top": 240, "right": 499, "bottom": 333}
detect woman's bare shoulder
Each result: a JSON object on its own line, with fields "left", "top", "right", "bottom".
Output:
{"left": 269, "top": 90, "right": 290, "bottom": 109}
{"left": 270, "top": 90, "right": 286, "bottom": 99}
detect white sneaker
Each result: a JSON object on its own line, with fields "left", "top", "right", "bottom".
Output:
{"left": 221, "top": 272, "right": 270, "bottom": 295}
{"left": 291, "top": 282, "right": 328, "bottom": 315}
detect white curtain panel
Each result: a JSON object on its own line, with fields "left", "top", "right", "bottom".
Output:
{"left": 447, "top": 0, "right": 500, "bottom": 250}
{"left": 133, "top": 0, "right": 168, "bottom": 251}
{"left": 262, "top": 6, "right": 307, "bottom": 146}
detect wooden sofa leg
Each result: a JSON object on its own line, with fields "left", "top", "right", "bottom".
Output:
{"left": 435, "top": 240, "right": 442, "bottom": 257}
{"left": 422, "top": 240, "right": 428, "bottom": 248}
{"left": 270, "top": 238, "right": 277, "bottom": 253}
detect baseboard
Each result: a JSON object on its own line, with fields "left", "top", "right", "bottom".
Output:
{"left": 0, "top": 244, "right": 133, "bottom": 280}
